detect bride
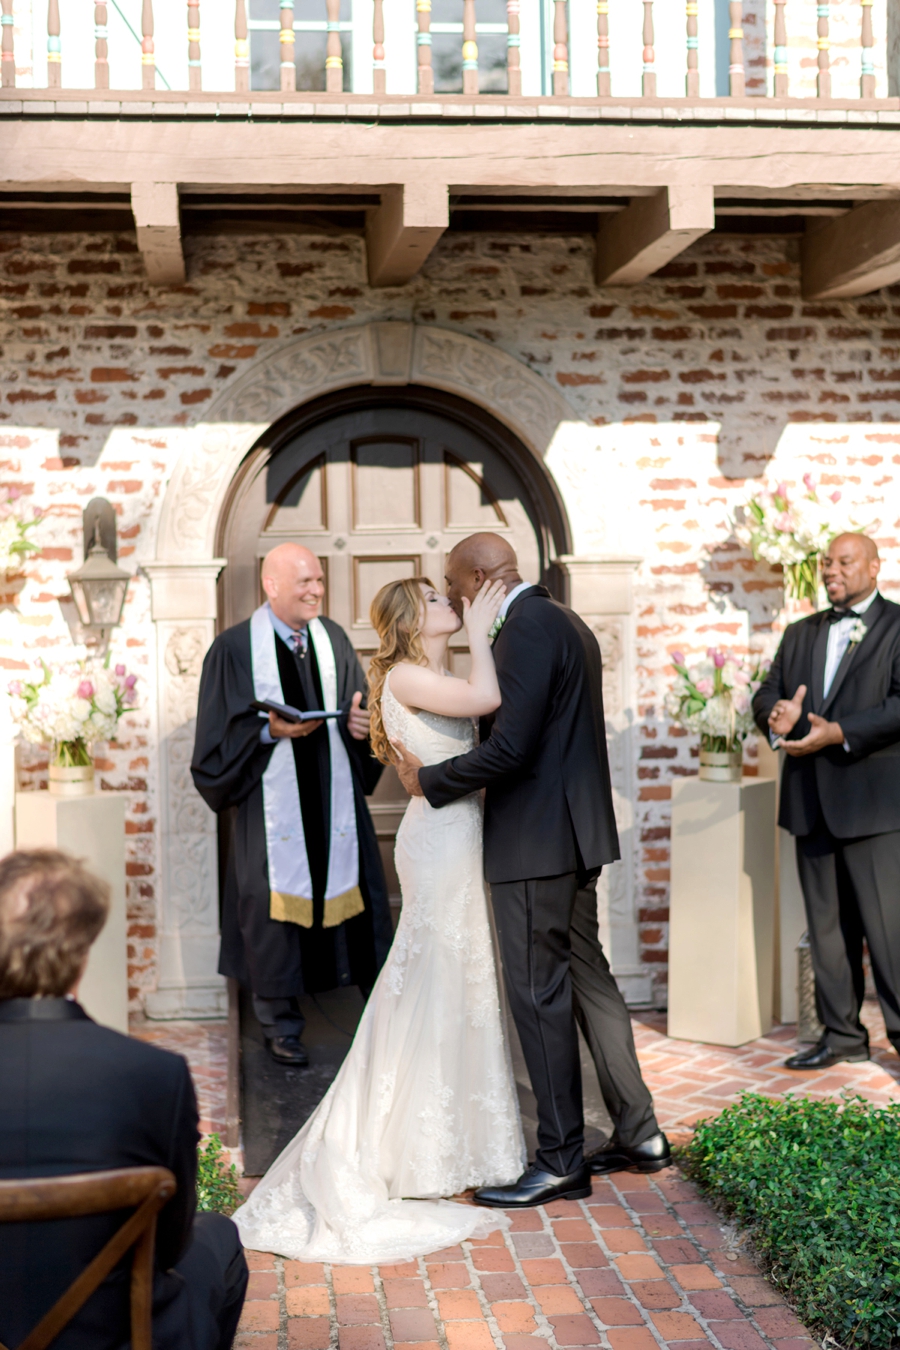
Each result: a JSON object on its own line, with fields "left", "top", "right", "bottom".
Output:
{"left": 233, "top": 575, "right": 526, "bottom": 1264}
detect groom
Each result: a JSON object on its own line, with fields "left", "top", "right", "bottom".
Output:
{"left": 395, "top": 533, "right": 670, "bottom": 1207}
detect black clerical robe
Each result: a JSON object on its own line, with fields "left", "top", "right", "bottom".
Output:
{"left": 191, "top": 615, "right": 393, "bottom": 998}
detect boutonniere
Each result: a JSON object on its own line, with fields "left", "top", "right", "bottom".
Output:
{"left": 488, "top": 615, "right": 505, "bottom": 643}
{"left": 848, "top": 618, "right": 868, "bottom": 646}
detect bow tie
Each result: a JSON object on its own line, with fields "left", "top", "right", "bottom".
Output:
{"left": 826, "top": 607, "right": 858, "bottom": 623}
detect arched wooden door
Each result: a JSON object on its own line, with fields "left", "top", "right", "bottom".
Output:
{"left": 218, "top": 386, "right": 564, "bottom": 904}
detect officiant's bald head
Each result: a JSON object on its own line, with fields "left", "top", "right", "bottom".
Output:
{"left": 262, "top": 543, "right": 325, "bottom": 629}
{"left": 445, "top": 533, "right": 522, "bottom": 615}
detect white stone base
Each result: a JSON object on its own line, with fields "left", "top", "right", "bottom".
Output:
{"left": 15, "top": 791, "right": 128, "bottom": 1034}
{"left": 144, "top": 931, "right": 227, "bottom": 1020}
{"left": 611, "top": 965, "right": 655, "bottom": 1007}
{"left": 668, "top": 776, "right": 776, "bottom": 1047}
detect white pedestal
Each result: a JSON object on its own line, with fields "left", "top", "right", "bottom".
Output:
{"left": 754, "top": 740, "right": 807, "bottom": 1025}
{"left": 15, "top": 792, "right": 128, "bottom": 1033}
{"left": 669, "top": 776, "right": 777, "bottom": 1046}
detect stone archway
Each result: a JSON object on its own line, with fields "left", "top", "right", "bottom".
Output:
{"left": 143, "top": 322, "right": 646, "bottom": 1021}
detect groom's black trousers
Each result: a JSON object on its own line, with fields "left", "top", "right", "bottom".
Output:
{"left": 490, "top": 873, "right": 659, "bottom": 1176}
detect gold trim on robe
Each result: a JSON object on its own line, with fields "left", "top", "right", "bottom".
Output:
{"left": 270, "top": 885, "right": 364, "bottom": 929}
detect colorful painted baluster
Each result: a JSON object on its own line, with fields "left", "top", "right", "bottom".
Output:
{"left": 642, "top": 0, "right": 655, "bottom": 97}
{"left": 47, "top": 0, "right": 61, "bottom": 86}
{"left": 817, "top": 3, "right": 830, "bottom": 98}
{"left": 729, "top": 0, "right": 744, "bottom": 97}
{"left": 325, "top": 0, "right": 343, "bottom": 91}
{"left": 373, "top": 0, "right": 385, "bottom": 94}
{"left": 860, "top": 0, "right": 874, "bottom": 98}
{"left": 773, "top": 0, "right": 787, "bottom": 97}
{"left": 552, "top": 0, "right": 568, "bottom": 96}
{"left": 507, "top": 0, "right": 520, "bottom": 97}
{"left": 416, "top": 0, "right": 433, "bottom": 94}
{"left": 187, "top": 0, "right": 201, "bottom": 91}
{"left": 462, "top": 0, "right": 478, "bottom": 95}
{"left": 597, "top": 0, "right": 610, "bottom": 97}
{"left": 685, "top": 0, "right": 698, "bottom": 96}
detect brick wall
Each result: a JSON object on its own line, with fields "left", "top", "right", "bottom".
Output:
{"left": 1, "top": 226, "right": 898, "bottom": 1008}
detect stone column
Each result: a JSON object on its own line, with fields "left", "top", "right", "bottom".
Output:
{"left": 144, "top": 560, "right": 227, "bottom": 1020}
{"left": 554, "top": 555, "right": 651, "bottom": 1007}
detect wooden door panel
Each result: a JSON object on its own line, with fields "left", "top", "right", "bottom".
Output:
{"left": 352, "top": 438, "right": 420, "bottom": 529}
{"left": 352, "top": 555, "right": 421, "bottom": 630}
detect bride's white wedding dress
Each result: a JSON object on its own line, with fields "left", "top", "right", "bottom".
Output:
{"left": 233, "top": 670, "right": 526, "bottom": 1264}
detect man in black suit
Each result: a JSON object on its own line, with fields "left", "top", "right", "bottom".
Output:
{"left": 0, "top": 848, "right": 248, "bottom": 1350}
{"left": 394, "top": 533, "right": 670, "bottom": 1207}
{"left": 753, "top": 533, "right": 900, "bottom": 1070}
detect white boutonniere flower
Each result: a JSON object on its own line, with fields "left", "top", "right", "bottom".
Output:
{"left": 848, "top": 617, "right": 867, "bottom": 646}
{"left": 488, "top": 615, "right": 505, "bottom": 643}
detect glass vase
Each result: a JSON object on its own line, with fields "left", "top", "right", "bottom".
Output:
{"left": 783, "top": 555, "right": 820, "bottom": 608}
{"left": 698, "top": 735, "right": 743, "bottom": 783}
{"left": 48, "top": 740, "right": 95, "bottom": 797}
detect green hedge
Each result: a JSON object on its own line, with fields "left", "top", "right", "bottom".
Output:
{"left": 681, "top": 1093, "right": 900, "bottom": 1349}
{"left": 196, "top": 1133, "right": 243, "bottom": 1216}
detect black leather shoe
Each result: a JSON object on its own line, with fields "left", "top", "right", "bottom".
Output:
{"left": 474, "top": 1162, "right": 592, "bottom": 1209}
{"left": 267, "top": 1034, "right": 309, "bottom": 1067}
{"left": 784, "top": 1041, "right": 868, "bottom": 1070}
{"left": 587, "top": 1131, "right": 672, "bottom": 1176}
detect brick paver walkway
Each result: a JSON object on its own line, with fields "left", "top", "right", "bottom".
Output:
{"left": 133, "top": 1002, "right": 900, "bottom": 1350}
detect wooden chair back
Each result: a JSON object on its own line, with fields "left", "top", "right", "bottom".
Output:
{"left": 0, "top": 1165, "right": 176, "bottom": 1350}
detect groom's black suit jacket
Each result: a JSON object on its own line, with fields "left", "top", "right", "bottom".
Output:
{"left": 419, "top": 585, "right": 620, "bottom": 882}
{"left": 752, "top": 592, "right": 900, "bottom": 838}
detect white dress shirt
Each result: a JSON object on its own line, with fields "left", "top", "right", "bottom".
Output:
{"left": 822, "top": 587, "right": 879, "bottom": 700}
{"left": 259, "top": 603, "right": 308, "bottom": 744}
{"left": 498, "top": 580, "right": 533, "bottom": 621}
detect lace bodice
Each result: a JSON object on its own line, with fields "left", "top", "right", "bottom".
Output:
{"left": 382, "top": 668, "right": 475, "bottom": 765}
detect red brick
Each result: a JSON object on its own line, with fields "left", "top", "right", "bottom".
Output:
{"left": 336, "top": 1295, "right": 379, "bottom": 1325}
{"left": 287, "top": 1287, "right": 330, "bottom": 1317}
{"left": 549, "top": 1314, "right": 602, "bottom": 1345}
{"left": 471, "top": 1247, "right": 515, "bottom": 1273}
{"left": 384, "top": 1279, "right": 429, "bottom": 1308}
{"left": 728, "top": 1277, "right": 783, "bottom": 1307}
{"left": 603, "top": 1231, "right": 648, "bottom": 1253}
{"left": 574, "top": 1269, "right": 628, "bottom": 1298}
{"left": 338, "top": 1330, "right": 387, "bottom": 1350}
{"left": 520, "top": 1258, "right": 567, "bottom": 1285}
{"left": 492, "top": 1302, "right": 537, "bottom": 1334}
{"left": 653, "top": 1239, "right": 703, "bottom": 1265}
{"left": 607, "top": 1329, "right": 659, "bottom": 1350}
{"left": 380, "top": 1262, "right": 419, "bottom": 1279}
{"left": 444, "top": 1324, "right": 496, "bottom": 1350}
{"left": 237, "top": 1336, "right": 278, "bottom": 1350}
{"left": 630, "top": 1281, "right": 680, "bottom": 1310}
{"left": 239, "top": 1301, "right": 279, "bottom": 1331}
{"left": 502, "top": 1339, "right": 549, "bottom": 1350}
{"left": 533, "top": 1286, "right": 583, "bottom": 1315}
{"left": 688, "top": 1293, "right": 742, "bottom": 1321}
{"left": 651, "top": 1312, "right": 704, "bottom": 1340}
{"left": 426, "top": 1262, "right": 470, "bottom": 1288}
{"left": 247, "top": 1271, "right": 278, "bottom": 1298}
{"left": 753, "top": 1308, "right": 810, "bottom": 1338}
{"left": 436, "top": 1289, "right": 483, "bottom": 1320}
{"left": 708, "top": 1325, "right": 769, "bottom": 1350}
{"left": 333, "top": 1268, "right": 375, "bottom": 1294}
{"left": 670, "top": 1265, "right": 720, "bottom": 1291}
{"left": 561, "top": 1243, "right": 608, "bottom": 1269}
{"left": 479, "top": 1274, "right": 527, "bottom": 1301}
{"left": 586, "top": 1204, "right": 632, "bottom": 1227}
{"left": 389, "top": 1308, "right": 439, "bottom": 1342}
{"left": 552, "top": 1219, "right": 593, "bottom": 1242}
{"left": 246, "top": 1250, "right": 277, "bottom": 1271}
{"left": 614, "top": 1255, "right": 664, "bottom": 1282}
{"left": 288, "top": 1319, "right": 332, "bottom": 1349}
{"left": 589, "top": 1298, "right": 644, "bottom": 1326}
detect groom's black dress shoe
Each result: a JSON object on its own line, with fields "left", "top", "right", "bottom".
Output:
{"left": 474, "top": 1163, "right": 592, "bottom": 1209}
{"left": 784, "top": 1040, "right": 869, "bottom": 1070}
{"left": 267, "top": 1035, "right": 309, "bottom": 1067}
{"left": 587, "top": 1132, "right": 672, "bottom": 1176}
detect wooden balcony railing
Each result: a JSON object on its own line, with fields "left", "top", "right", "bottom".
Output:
{"left": 0, "top": 0, "right": 890, "bottom": 104}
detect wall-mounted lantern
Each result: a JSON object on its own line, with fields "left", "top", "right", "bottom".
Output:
{"left": 61, "top": 499, "right": 130, "bottom": 655}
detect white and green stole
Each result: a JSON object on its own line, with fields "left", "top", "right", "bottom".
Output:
{"left": 249, "top": 604, "right": 364, "bottom": 929}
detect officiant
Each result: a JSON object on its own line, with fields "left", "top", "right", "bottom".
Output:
{"left": 191, "top": 543, "right": 392, "bottom": 1066}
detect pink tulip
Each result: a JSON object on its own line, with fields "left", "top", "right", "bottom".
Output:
{"left": 8, "top": 681, "right": 22, "bottom": 696}
{"left": 775, "top": 481, "right": 788, "bottom": 498}
{"left": 803, "top": 472, "right": 815, "bottom": 491}
{"left": 831, "top": 491, "right": 841, "bottom": 504}
{"left": 77, "top": 680, "right": 94, "bottom": 699}
{"left": 125, "top": 674, "right": 137, "bottom": 689}
{"left": 670, "top": 650, "right": 685, "bottom": 666}
{"left": 115, "top": 664, "right": 126, "bottom": 677}
{"left": 713, "top": 651, "right": 726, "bottom": 669}
{"left": 695, "top": 678, "right": 714, "bottom": 696}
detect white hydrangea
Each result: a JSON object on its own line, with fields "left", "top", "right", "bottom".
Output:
{"left": 8, "top": 659, "right": 138, "bottom": 752}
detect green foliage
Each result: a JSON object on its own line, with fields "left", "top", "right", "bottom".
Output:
{"left": 196, "top": 1133, "right": 242, "bottom": 1217}
{"left": 681, "top": 1094, "right": 900, "bottom": 1348}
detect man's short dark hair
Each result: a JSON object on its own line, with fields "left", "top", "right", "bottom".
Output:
{"left": 0, "top": 849, "right": 109, "bottom": 999}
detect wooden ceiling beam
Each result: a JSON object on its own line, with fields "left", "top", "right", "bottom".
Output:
{"left": 131, "top": 181, "right": 185, "bottom": 286}
{"left": 366, "top": 183, "right": 448, "bottom": 287}
{"left": 801, "top": 199, "right": 900, "bottom": 299}
{"left": 595, "top": 185, "right": 714, "bottom": 286}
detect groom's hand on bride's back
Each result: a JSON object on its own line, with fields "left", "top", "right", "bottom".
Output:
{"left": 392, "top": 740, "right": 425, "bottom": 796}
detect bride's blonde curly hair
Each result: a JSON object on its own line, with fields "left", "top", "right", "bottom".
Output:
{"left": 368, "top": 576, "right": 435, "bottom": 766}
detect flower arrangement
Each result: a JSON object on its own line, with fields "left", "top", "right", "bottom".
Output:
{"left": 9, "top": 659, "right": 138, "bottom": 768}
{"left": 734, "top": 474, "right": 845, "bottom": 607}
{"left": 666, "top": 647, "right": 769, "bottom": 754}
{"left": 0, "top": 489, "right": 41, "bottom": 576}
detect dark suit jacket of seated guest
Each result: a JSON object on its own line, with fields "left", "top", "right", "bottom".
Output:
{"left": 752, "top": 592, "right": 900, "bottom": 838}
{"left": 0, "top": 996, "right": 199, "bottom": 1350}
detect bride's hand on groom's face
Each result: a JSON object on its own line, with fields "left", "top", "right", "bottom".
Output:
{"left": 462, "top": 579, "right": 506, "bottom": 640}
{"left": 392, "top": 740, "right": 425, "bottom": 796}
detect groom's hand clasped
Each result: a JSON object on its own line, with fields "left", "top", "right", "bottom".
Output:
{"left": 392, "top": 739, "right": 425, "bottom": 796}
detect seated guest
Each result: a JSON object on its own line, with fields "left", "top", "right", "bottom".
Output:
{"left": 0, "top": 848, "right": 248, "bottom": 1350}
